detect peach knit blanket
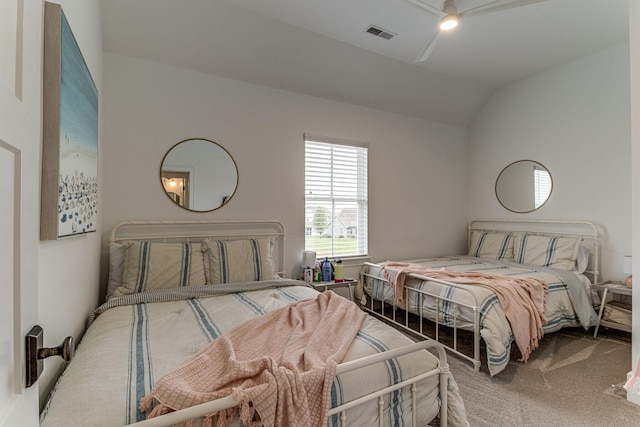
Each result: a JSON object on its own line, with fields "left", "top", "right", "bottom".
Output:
{"left": 381, "top": 262, "right": 548, "bottom": 362}
{"left": 140, "top": 291, "right": 366, "bottom": 427}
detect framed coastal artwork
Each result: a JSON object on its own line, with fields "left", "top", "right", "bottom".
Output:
{"left": 41, "top": 2, "right": 98, "bottom": 240}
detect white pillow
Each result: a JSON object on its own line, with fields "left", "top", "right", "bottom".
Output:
{"left": 468, "top": 231, "right": 515, "bottom": 261}
{"left": 513, "top": 234, "right": 580, "bottom": 271}
{"left": 573, "top": 244, "right": 590, "bottom": 274}
{"left": 105, "top": 243, "right": 126, "bottom": 301}
{"left": 113, "top": 241, "right": 207, "bottom": 298}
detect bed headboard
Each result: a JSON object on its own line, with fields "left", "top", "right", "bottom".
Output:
{"left": 110, "top": 220, "right": 287, "bottom": 277}
{"left": 468, "top": 219, "right": 601, "bottom": 283}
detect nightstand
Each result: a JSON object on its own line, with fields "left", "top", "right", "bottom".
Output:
{"left": 593, "top": 281, "right": 632, "bottom": 338}
{"left": 311, "top": 278, "right": 357, "bottom": 301}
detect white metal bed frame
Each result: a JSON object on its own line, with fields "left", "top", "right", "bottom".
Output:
{"left": 104, "top": 219, "right": 454, "bottom": 426}
{"left": 129, "top": 340, "right": 451, "bottom": 427}
{"left": 359, "top": 219, "right": 601, "bottom": 372}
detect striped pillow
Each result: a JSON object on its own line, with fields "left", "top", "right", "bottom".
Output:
{"left": 513, "top": 234, "right": 580, "bottom": 271}
{"left": 202, "top": 238, "right": 275, "bottom": 285}
{"left": 468, "top": 231, "right": 515, "bottom": 261}
{"left": 113, "top": 241, "right": 207, "bottom": 298}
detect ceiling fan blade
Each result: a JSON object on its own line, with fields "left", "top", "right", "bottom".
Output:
{"left": 401, "top": 0, "right": 445, "bottom": 18}
{"left": 415, "top": 31, "right": 440, "bottom": 63}
{"left": 463, "top": 0, "right": 547, "bottom": 17}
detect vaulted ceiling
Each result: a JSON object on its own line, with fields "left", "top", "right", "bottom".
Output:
{"left": 100, "top": 0, "right": 629, "bottom": 126}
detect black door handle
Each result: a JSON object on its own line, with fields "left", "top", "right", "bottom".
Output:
{"left": 25, "top": 325, "right": 74, "bottom": 387}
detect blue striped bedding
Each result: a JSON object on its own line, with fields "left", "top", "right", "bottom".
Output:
{"left": 361, "top": 256, "right": 599, "bottom": 376}
{"left": 41, "top": 280, "right": 468, "bottom": 427}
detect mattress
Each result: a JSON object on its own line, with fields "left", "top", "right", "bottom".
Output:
{"left": 361, "top": 256, "right": 599, "bottom": 376}
{"left": 41, "top": 280, "right": 468, "bottom": 427}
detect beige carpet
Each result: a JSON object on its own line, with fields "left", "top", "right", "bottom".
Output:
{"left": 446, "top": 327, "right": 638, "bottom": 427}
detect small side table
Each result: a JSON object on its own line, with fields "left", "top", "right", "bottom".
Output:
{"left": 311, "top": 279, "right": 357, "bottom": 301}
{"left": 593, "top": 281, "right": 632, "bottom": 338}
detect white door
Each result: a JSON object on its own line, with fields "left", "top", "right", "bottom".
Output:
{"left": 0, "top": 142, "right": 37, "bottom": 426}
{"left": 0, "top": 0, "right": 41, "bottom": 425}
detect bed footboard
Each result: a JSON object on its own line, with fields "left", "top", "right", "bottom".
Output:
{"left": 360, "top": 262, "right": 482, "bottom": 372}
{"left": 127, "top": 341, "right": 452, "bottom": 427}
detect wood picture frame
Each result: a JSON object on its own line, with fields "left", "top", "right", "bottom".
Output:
{"left": 41, "top": 2, "right": 98, "bottom": 240}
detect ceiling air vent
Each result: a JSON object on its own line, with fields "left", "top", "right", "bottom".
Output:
{"left": 365, "top": 25, "right": 395, "bottom": 40}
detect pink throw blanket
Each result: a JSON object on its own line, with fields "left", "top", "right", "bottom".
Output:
{"left": 140, "top": 291, "right": 366, "bottom": 427}
{"left": 381, "top": 262, "right": 548, "bottom": 362}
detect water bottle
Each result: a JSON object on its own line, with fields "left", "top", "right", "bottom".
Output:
{"left": 321, "top": 257, "right": 333, "bottom": 282}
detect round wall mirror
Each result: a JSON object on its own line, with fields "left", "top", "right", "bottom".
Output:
{"left": 495, "top": 160, "right": 552, "bottom": 213}
{"left": 160, "top": 138, "right": 238, "bottom": 212}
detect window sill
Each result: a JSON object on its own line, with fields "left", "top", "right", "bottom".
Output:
{"left": 318, "top": 255, "right": 370, "bottom": 268}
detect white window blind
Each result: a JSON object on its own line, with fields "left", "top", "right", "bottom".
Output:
{"left": 533, "top": 165, "right": 552, "bottom": 208}
{"left": 304, "top": 134, "right": 368, "bottom": 258}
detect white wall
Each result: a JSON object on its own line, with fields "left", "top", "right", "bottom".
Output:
{"left": 468, "top": 43, "right": 631, "bottom": 282}
{"left": 37, "top": 0, "right": 103, "bottom": 401}
{"left": 101, "top": 53, "right": 470, "bottom": 285}
{"left": 629, "top": 0, "right": 640, "bottom": 406}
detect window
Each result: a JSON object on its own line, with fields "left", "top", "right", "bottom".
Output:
{"left": 304, "top": 134, "right": 368, "bottom": 258}
{"left": 533, "top": 165, "right": 552, "bottom": 209}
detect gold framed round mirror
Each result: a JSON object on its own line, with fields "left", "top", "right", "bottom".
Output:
{"left": 160, "top": 138, "right": 238, "bottom": 212}
{"left": 495, "top": 160, "right": 552, "bottom": 213}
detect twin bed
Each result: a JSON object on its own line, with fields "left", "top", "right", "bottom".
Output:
{"left": 40, "top": 220, "right": 468, "bottom": 427}
{"left": 359, "top": 219, "right": 601, "bottom": 375}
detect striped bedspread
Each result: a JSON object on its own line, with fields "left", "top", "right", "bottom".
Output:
{"left": 361, "top": 257, "right": 599, "bottom": 376}
{"left": 41, "top": 280, "right": 468, "bottom": 427}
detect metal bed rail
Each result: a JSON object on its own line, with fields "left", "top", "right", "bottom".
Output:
{"left": 358, "top": 219, "right": 601, "bottom": 373}
{"left": 128, "top": 340, "right": 452, "bottom": 427}
{"left": 360, "top": 263, "right": 483, "bottom": 371}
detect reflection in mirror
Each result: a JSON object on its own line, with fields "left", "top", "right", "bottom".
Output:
{"left": 160, "top": 139, "right": 238, "bottom": 212}
{"left": 495, "top": 160, "right": 552, "bottom": 213}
